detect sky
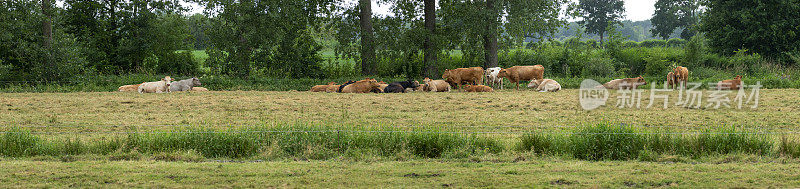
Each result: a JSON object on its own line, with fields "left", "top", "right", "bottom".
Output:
{"left": 183, "top": 0, "right": 657, "bottom": 21}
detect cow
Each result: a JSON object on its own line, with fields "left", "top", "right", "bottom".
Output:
{"left": 383, "top": 80, "right": 420, "bottom": 93}
{"left": 118, "top": 83, "right": 142, "bottom": 92}
{"left": 138, "top": 76, "right": 174, "bottom": 93}
{"left": 169, "top": 77, "right": 202, "bottom": 92}
{"left": 667, "top": 72, "right": 677, "bottom": 89}
{"left": 325, "top": 84, "right": 341, "bottom": 93}
{"left": 716, "top": 75, "right": 743, "bottom": 90}
{"left": 191, "top": 87, "right": 209, "bottom": 91}
{"left": 673, "top": 66, "right": 689, "bottom": 88}
{"left": 602, "top": 76, "right": 647, "bottom": 90}
{"left": 464, "top": 84, "right": 494, "bottom": 92}
{"left": 337, "top": 80, "right": 356, "bottom": 93}
{"left": 527, "top": 79, "right": 561, "bottom": 92}
{"left": 423, "top": 78, "right": 451, "bottom": 92}
{"left": 341, "top": 78, "right": 381, "bottom": 93}
{"left": 377, "top": 81, "right": 389, "bottom": 92}
{"left": 407, "top": 84, "right": 427, "bottom": 92}
{"left": 497, "top": 65, "right": 544, "bottom": 90}
{"left": 485, "top": 67, "right": 503, "bottom": 89}
{"left": 443, "top": 67, "right": 483, "bottom": 90}
{"left": 310, "top": 82, "right": 335, "bottom": 92}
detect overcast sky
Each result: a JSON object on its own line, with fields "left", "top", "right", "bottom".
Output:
{"left": 183, "top": 0, "right": 656, "bottom": 21}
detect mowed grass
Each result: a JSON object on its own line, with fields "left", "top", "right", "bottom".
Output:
{"left": 1, "top": 89, "right": 799, "bottom": 133}
{"left": 3, "top": 89, "right": 800, "bottom": 187}
{"left": 3, "top": 159, "right": 800, "bottom": 188}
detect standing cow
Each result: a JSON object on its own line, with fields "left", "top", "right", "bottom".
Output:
{"left": 485, "top": 67, "right": 503, "bottom": 89}
{"left": 497, "top": 65, "right": 544, "bottom": 90}
{"left": 138, "top": 76, "right": 174, "bottom": 93}
{"left": 673, "top": 66, "right": 689, "bottom": 88}
{"left": 443, "top": 67, "right": 483, "bottom": 90}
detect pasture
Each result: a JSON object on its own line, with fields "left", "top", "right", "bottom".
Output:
{"left": 2, "top": 89, "right": 800, "bottom": 186}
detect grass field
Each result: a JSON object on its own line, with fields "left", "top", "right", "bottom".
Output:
{"left": 2, "top": 89, "right": 800, "bottom": 187}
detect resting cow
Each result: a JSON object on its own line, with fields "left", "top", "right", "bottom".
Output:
{"left": 716, "top": 75, "right": 743, "bottom": 90}
{"left": 310, "top": 82, "right": 335, "bottom": 92}
{"left": 383, "top": 80, "right": 420, "bottom": 93}
{"left": 423, "top": 78, "right": 451, "bottom": 92}
{"left": 169, "top": 77, "right": 202, "bottom": 92}
{"left": 337, "top": 80, "right": 356, "bottom": 93}
{"left": 497, "top": 65, "right": 544, "bottom": 90}
{"left": 138, "top": 76, "right": 174, "bottom": 93}
{"left": 602, "top": 76, "right": 647, "bottom": 90}
{"left": 341, "top": 78, "right": 381, "bottom": 93}
{"left": 118, "top": 83, "right": 142, "bottom": 92}
{"left": 191, "top": 87, "right": 209, "bottom": 91}
{"left": 443, "top": 67, "right": 483, "bottom": 90}
{"left": 527, "top": 79, "right": 561, "bottom": 92}
{"left": 464, "top": 84, "right": 494, "bottom": 92}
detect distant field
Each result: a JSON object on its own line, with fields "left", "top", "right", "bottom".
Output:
{"left": 2, "top": 89, "right": 798, "bottom": 133}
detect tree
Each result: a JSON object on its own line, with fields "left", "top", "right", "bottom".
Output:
{"left": 578, "top": 0, "right": 624, "bottom": 45}
{"left": 650, "top": 0, "right": 699, "bottom": 40}
{"left": 359, "top": 0, "right": 377, "bottom": 76}
{"left": 700, "top": 0, "right": 800, "bottom": 60}
{"left": 483, "top": 0, "right": 498, "bottom": 69}
{"left": 423, "top": 0, "right": 437, "bottom": 77}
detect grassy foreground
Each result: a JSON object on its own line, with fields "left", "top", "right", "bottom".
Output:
{"left": 2, "top": 159, "right": 800, "bottom": 187}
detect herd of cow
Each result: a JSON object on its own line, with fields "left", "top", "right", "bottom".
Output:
{"left": 116, "top": 65, "right": 744, "bottom": 94}
{"left": 310, "top": 65, "right": 746, "bottom": 93}
{"left": 117, "top": 76, "right": 206, "bottom": 93}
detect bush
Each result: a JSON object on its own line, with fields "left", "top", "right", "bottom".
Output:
{"left": 644, "top": 56, "right": 672, "bottom": 77}
{"left": 666, "top": 38, "right": 687, "bottom": 47}
{"left": 621, "top": 41, "right": 639, "bottom": 48}
{"left": 582, "top": 56, "right": 616, "bottom": 77}
{"left": 640, "top": 40, "right": 667, "bottom": 48}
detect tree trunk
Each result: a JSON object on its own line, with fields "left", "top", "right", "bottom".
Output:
{"left": 423, "top": 0, "right": 437, "bottom": 78}
{"left": 483, "top": 0, "right": 498, "bottom": 69}
{"left": 599, "top": 32, "right": 604, "bottom": 47}
{"left": 41, "top": 0, "right": 52, "bottom": 49}
{"left": 359, "top": 0, "right": 377, "bottom": 76}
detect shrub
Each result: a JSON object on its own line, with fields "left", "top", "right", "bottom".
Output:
{"left": 582, "top": 56, "right": 616, "bottom": 77}
{"left": 640, "top": 40, "right": 667, "bottom": 48}
{"left": 644, "top": 56, "right": 672, "bottom": 77}
{"left": 666, "top": 38, "right": 687, "bottom": 47}
{"left": 621, "top": 41, "right": 639, "bottom": 48}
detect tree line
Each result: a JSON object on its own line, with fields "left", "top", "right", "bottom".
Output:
{"left": 0, "top": 0, "right": 798, "bottom": 81}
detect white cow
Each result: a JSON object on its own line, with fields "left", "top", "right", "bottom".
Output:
{"left": 527, "top": 79, "right": 561, "bottom": 92}
{"left": 138, "top": 76, "right": 174, "bottom": 93}
{"left": 485, "top": 67, "right": 503, "bottom": 89}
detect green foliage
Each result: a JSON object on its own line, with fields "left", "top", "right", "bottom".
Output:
{"left": 700, "top": 0, "right": 800, "bottom": 62}
{"left": 644, "top": 56, "right": 672, "bottom": 77}
{"left": 577, "top": 0, "right": 625, "bottom": 44}
{"left": 650, "top": 0, "right": 699, "bottom": 39}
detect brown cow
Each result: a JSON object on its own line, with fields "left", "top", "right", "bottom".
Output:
{"left": 673, "top": 66, "right": 689, "bottom": 87}
{"left": 666, "top": 72, "right": 676, "bottom": 89}
{"left": 377, "top": 81, "right": 389, "bottom": 92}
{"left": 341, "top": 78, "right": 381, "bottom": 93}
{"left": 602, "top": 76, "right": 647, "bottom": 90}
{"left": 423, "top": 77, "right": 451, "bottom": 92}
{"left": 497, "top": 65, "right": 544, "bottom": 90}
{"left": 118, "top": 83, "right": 142, "bottom": 92}
{"left": 310, "top": 82, "right": 335, "bottom": 92}
{"left": 464, "top": 84, "right": 494, "bottom": 92}
{"left": 716, "top": 75, "right": 743, "bottom": 90}
{"left": 325, "top": 85, "right": 340, "bottom": 93}
{"left": 443, "top": 67, "right": 483, "bottom": 90}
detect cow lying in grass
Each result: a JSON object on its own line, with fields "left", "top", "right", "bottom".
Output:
{"left": 118, "top": 83, "right": 142, "bottom": 92}
{"left": 602, "top": 76, "right": 647, "bottom": 90}
{"left": 423, "top": 77, "right": 451, "bottom": 92}
{"left": 191, "top": 87, "right": 209, "bottom": 91}
{"left": 384, "top": 80, "right": 420, "bottom": 93}
{"left": 527, "top": 79, "right": 561, "bottom": 92}
{"left": 464, "top": 84, "right": 493, "bottom": 92}
{"left": 310, "top": 82, "right": 335, "bottom": 92}
{"left": 169, "top": 77, "right": 202, "bottom": 92}
{"left": 716, "top": 75, "right": 743, "bottom": 90}
{"left": 341, "top": 78, "right": 381, "bottom": 93}
{"left": 337, "top": 80, "right": 356, "bottom": 93}
{"left": 138, "top": 76, "right": 174, "bottom": 93}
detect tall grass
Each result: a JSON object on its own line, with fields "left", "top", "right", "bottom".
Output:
{"left": 516, "top": 124, "right": 776, "bottom": 161}
{"left": 0, "top": 125, "right": 503, "bottom": 159}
